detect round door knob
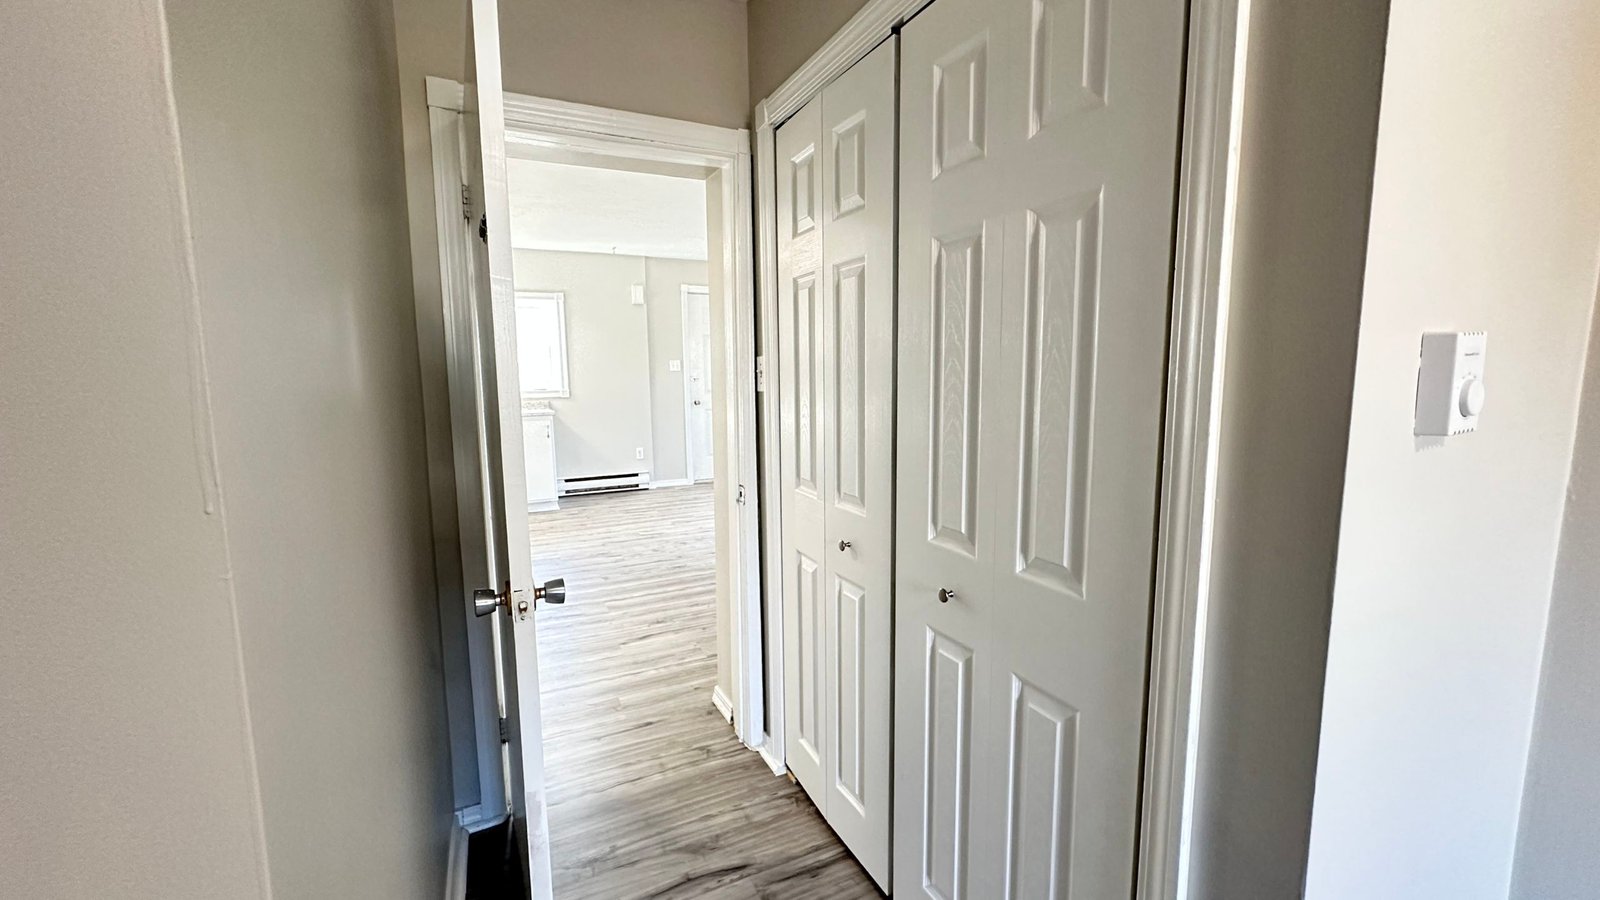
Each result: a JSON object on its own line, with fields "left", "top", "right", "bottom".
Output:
{"left": 472, "top": 587, "right": 502, "bottom": 618}
{"left": 535, "top": 577, "right": 566, "bottom": 605}
{"left": 838, "top": 540, "right": 852, "bottom": 551}
{"left": 1458, "top": 377, "right": 1486, "bottom": 417}
{"left": 938, "top": 587, "right": 957, "bottom": 604}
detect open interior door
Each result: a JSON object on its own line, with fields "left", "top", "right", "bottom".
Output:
{"left": 454, "top": 0, "right": 553, "bottom": 895}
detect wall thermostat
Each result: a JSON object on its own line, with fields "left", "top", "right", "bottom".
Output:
{"left": 1415, "top": 331, "right": 1487, "bottom": 437}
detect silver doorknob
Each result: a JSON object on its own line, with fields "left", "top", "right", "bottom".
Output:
{"left": 938, "top": 587, "right": 957, "bottom": 604}
{"left": 534, "top": 577, "right": 566, "bottom": 605}
{"left": 473, "top": 587, "right": 503, "bottom": 617}
{"left": 838, "top": 540, "right": 852, "bottom": 551}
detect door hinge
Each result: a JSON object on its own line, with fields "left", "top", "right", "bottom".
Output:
{"left": 497, "top": 716, "right": 510, "bottom": 744}
{"left": 460, "top": 183, "right": 472, "bottom": 222}
{"left": 754, "top": 355, "right": 766, "bottom": 392}
{"left": 736, "top": 483, "right": 746, "bottom": 505}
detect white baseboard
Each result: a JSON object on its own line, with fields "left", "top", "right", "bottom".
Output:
{"left": 650, "top": 478, "right": 692, "bottom": 489}
{"left": 757, "top": 741, "right": 787, "bottom": 777}
{"left": 444, "top": 819, "right": 470, "bottom": 900}
{"left": 527, "top": 498, "right": 560, "bottom": 513}
{"left": 710, "top": 685, "right": 734, "bottom": 723}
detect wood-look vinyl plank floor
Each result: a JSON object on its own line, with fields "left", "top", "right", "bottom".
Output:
{"left": 529, "top": 485, "right": 882, "bottom": 900}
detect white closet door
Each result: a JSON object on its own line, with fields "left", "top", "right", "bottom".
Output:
{"left": 895, "top": 0, "right": 1187, "bottom": 896}
{"left": 778, "top": 94, "right": 829, "bottom": 798}
{"left": 778, "top": 36, "right": 897, "bottom": 893}
{"left": 819, "top": 37, "right": 896, "bottom": 890}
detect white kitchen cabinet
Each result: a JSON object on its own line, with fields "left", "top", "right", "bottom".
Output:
{"left": 522, "top": 403, "right": 559, "bottom": 512}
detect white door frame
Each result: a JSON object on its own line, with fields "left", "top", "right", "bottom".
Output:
{"left": 465, "top": 86, "right": 767, "bottom": 752}
{"left": 749, "top": 0, "right": 1253, "bottom": 894}
{"left": 424, "top": 76, "right": 508, "bottom": 830}
{"left": 679, "top": 284, "right": 713, "bottom": 484}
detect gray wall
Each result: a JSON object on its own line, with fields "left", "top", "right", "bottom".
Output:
{"left": 501, "top": 0, "right": 749, "bottom": 129}
{"left": 747, "top": 0, "right": 873, "bottom": 104}
{"left": 0, "top": 2, "right": 270, "bottom": 895}
{"left": 647, "top": 256, "right": 715, "bottom": 483}
{"left": 1186, "top": 2, "right": 1389, "bottom": 897}
{"left": 2, "top": 0, "right": 453, "bottom": 895}
{"left": 1304, "top": 3, "right": 1600, "bottom": 897}
{"left": 163, "top": 0, "right": 454, "bottom": 895}
{"left": 1514, "top": 293, "right": 1600, "bottom": 899}
{"left": 513, "top": 249, "right": 709, "bottom": 483}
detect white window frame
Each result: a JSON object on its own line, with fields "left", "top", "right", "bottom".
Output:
{"left": 514, "top": 290, "right": 570, "bottom": 399}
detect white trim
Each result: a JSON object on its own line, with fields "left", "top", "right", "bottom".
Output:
{"left": 527, "top": 499, "right": 560, "bottom": 513}
{"left": 498, "top": 90, "right": 768, "bottom": 757}
{"left": 752, "top": 120, "right": 787, "bottom": 774}
{"left": 711, "top": 685, "right": 735, "bottom": 724}
{"left": 723, "top": 147, "right": 765, "bottom": 754}
{"left": 428, "top": 100, "right": 510, "bottom": 826}
{"left": 747, "top": 0, "right": 1250, "bottom": 895}
{"left": 1138, "top": 0, "right": 1252, "bottom": 897}
{"left": 425, "top": 75, "right": 465, "bottom": 112}
{"left": 757, "top": 743, "right": 788, "bottom": 778}
{"left": 504, "top": 93, "right": 746, "bottom": 156}
{"left": 755, "top": 0, "right": 932, "bottom": 129}
{"left": 443, "top": 821, "right": 470, "bottom": 900}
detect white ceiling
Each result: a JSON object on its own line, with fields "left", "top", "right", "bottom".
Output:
{"left": 506, "top": 158, "right": 708, "bottom": 261}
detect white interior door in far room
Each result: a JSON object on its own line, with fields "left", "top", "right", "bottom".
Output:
{"left": 776, "top": 36, "right": 897, "bottom": 892}
{"left": 682, "top": 285, "right": 715, "bottom": 483}
{"left": 894, "top": 0, "right": 1188, "bottom": 896}
{"left": 435, "top": 0, "right": 552, "bottom": 895}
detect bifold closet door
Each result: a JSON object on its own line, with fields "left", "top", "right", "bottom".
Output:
{"left": 893, "top": 0, "right": 1188, "bottom": 896}
{"left": 778, "top": 36, "right": 896, "bottom": 892}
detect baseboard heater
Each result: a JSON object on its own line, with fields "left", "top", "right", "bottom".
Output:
{"left": 558, "top": 471, "right": 649, "bottom": 496}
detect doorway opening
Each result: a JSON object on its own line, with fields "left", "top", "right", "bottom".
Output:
{"left": 482, "top": 93, "right": 876, "bottom": 897}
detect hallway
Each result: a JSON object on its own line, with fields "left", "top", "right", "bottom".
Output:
{"left": 529, "top": 486, "right": 880, "bottom": 899}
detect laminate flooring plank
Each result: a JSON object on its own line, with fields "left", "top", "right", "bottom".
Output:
{"left": 527, "top": 486, "right": 881, "bottom": 900}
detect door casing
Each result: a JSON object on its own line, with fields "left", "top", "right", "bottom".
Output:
{"left": 423, "top": 78, "right": 770, "bottom": 840}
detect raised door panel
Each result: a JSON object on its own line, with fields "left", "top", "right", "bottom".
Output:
{"left": 922, "top": 629, "right": 975, "bottom": 900}
{"left": 818, "top": 35, "right": 897, "bottom": 892}
{"left": 987, "top": 0, "right": 1185, "bottom": 892}
{"left": 898, "top": 0, "right": 1187, "bottom": 897}
{"left": 928, "top": 228, "right": 988, "bottom": 557}
{"left": 896, "top": 0, "right": 1016, "bottom": 895}
{"left": 777, "top": 96, "right": 829, "bottom": 797}
{"left": 795, "top": 551, "right": 824, "bottom": 767}
{"left": 1003, "top": 678, "right": 1079, "bottom": 900}
{"left": 1014, "top": 196, "right": 1099, "bottom": 599}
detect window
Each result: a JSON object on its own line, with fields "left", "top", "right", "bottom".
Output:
{"left": 514, "top": 291, "right": 569, "bottom": 398}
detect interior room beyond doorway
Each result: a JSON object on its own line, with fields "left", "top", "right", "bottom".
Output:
{"left": 504, "top": 139, "right": 875, "bottom": 896}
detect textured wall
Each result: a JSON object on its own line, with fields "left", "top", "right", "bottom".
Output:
{"left": 1305, "top": 3, "right": 1600, "bottom": 897}
{"left": 500, "top": 0, "right": 749, "bottom": 128}
{"left": 646, "top": 256, "right": 716, "bottom": 484}
{"left": 747, "top": 0, "right": 873, "bottom": 105}
{"left": 1514, "top": 290, "right": 1600, "bottom": 899}
{"left": 1186, "top": 1, "right": 1389, "bottom": 896}
{"left": 0, "top": 2, "right": 270, "bottom": 895}
{"left": 163, "top": 0, "right": 454, "bottom": 894}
